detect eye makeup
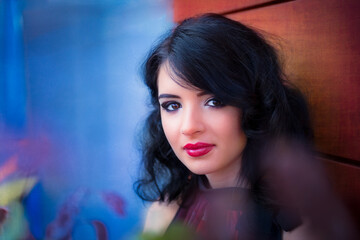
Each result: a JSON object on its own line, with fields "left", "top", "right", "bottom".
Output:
{"left": 161, "top": 101, "right": 181, "bottom": 112}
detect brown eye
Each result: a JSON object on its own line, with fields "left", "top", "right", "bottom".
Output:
{"left": 206, "top": 98, "right": 224, "bottom": 108}
{"left": 161, "top": 102, "right": 181, "bottom": 112}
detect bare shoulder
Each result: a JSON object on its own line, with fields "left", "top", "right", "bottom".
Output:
{"left": 143, "top": 200, "right": 180, "bottom": 234}
{"left": 283, "top": 224, "right": 307, "bottom": 240}
{"left": 282, "top": 218, "right": 319, "bottom": 240}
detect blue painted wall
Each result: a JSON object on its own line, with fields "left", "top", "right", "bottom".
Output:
{"left": 0, "top": 0, "right": 173, "bottom": 239}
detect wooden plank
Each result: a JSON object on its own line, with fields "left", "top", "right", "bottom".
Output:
{"left": 321, "top": 157, "right": 360, "bottom": 227}
{"left": 173, "top": 0, "right": 283, "bottom": 22}
{"left": 172, "top": 0, "right": 360, "bottom": 161}
{"left": 227, "top": 0, "right": 360, "bottom": 161}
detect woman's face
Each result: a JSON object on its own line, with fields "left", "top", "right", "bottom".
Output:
{"left": 157, "top": 64, "right": 247, "bottom": 188}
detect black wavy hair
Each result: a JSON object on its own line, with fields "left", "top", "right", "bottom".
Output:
{"left": 134, "top": 13, "right": 313, "bottom": 204}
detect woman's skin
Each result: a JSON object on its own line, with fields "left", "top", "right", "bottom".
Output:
{"left": 158, "top": 63, "right": 247, "bottom": 189}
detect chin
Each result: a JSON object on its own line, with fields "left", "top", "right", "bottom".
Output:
{"left": 184, "top": 162, "right": 217, "bottom": 176}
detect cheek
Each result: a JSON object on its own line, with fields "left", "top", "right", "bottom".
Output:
{"left": 161, "top": 114, "right": 179, "bottom": 146}
{"left": 211, "top": 109, "right": 238, "bottom": 130}
{"left": 211, "top": 109, "right": 246, "bottom": 145}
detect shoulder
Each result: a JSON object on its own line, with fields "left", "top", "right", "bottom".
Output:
{"left": 143, "top": 200, "right": 180, "bottom": 234}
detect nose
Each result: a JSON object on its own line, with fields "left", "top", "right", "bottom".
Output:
{"left": 180, "top": 106, "right": 205, "bottom": 136}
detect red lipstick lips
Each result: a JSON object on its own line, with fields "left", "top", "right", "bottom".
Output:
{"left": 183, "top": 142, "right": 215, "bottom": 157}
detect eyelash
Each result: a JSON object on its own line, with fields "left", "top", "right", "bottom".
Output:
{"left": 205, "top": 98, "right": 225, "bottom": 108}
{"left": 160, "top": 98, "right": 225, "bottom": 112}
{"left": 161, "top": 101, "right": 181, "bottom": 112}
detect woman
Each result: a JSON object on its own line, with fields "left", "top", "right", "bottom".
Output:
{"left": 134, "top": 13, "right": 348, "bottom": 239}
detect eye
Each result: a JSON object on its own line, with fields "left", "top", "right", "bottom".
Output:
{"left": 161, "top": 101, "right": 181, "bottom": 112}
{"left": 205, "top": 98, "right": 224, "bottom": 108}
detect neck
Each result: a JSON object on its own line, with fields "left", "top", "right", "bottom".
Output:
{"left": 205, "top": 172, "right": 240, "bottom": 189}
{"left": 204, "top": 156, "right": 244, "bottom": 189}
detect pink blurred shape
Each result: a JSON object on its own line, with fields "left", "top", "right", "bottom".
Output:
{"left": 91, "top": 220, "right": 108, "bottom": 240}
{"left": 101, "top": 191, "right": 126, "bottom": 217}
{"left": 46, "top": 189, "right": 88, "bottom": 239}
{"left": 0, "top": 155, "right": 18, "bottom": 183}
{"left": 0, "top": 207, "right": 8, "bottom": 225}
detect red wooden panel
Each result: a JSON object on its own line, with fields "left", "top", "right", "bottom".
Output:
{"left": 173, "top": 0, "right": 280, "bottom": 22}
{"left": 321, "top": 158, "right": 360, "bottom": 227}
{"left": 228, "top": 0, "right": 360, "bottom": 161}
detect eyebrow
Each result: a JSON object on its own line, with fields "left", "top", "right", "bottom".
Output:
{"left": 158, "top": 94, "right": 180, "bottom": 100}
{"left": 158, "top": 91, "right": 210, "bottom": 100}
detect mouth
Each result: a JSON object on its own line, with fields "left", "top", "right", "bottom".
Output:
{"left": 183, "top": 142, "right": 215, "bottom": 157}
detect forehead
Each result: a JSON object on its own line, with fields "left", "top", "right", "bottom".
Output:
{"left": 157, "top": 63, "right": 203, "bottom": 95}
